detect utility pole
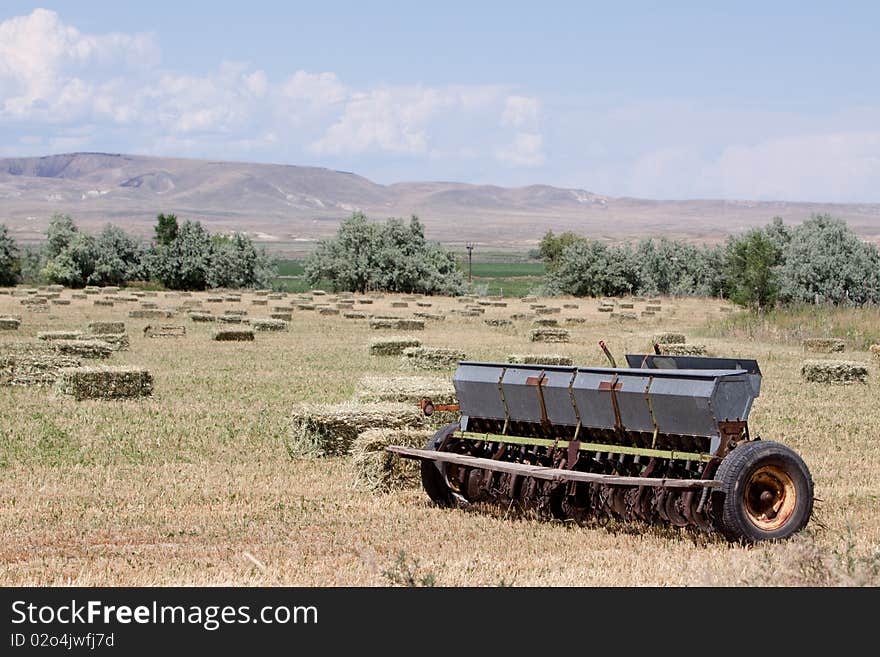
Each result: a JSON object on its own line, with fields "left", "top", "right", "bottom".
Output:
{"left": 465, "top": 242, "right": 475, "bottom": 283}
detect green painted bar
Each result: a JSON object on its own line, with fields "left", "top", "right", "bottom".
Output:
{"left": 454, "top": 431, "right": 711, "bottom": 463}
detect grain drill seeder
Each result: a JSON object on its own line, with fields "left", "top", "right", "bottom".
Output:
{"left": 387, "top": 345, "right": 813, "bottom": 543}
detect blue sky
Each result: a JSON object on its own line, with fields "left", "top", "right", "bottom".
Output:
{"left": 1, "top": 2, "right": 879, "bottom": 201}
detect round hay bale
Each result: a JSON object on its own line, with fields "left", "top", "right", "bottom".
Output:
{"left": 351, "top": 428, "right": 434, "bottom": 492}
{"left": 507, "top": 354, "right": 573, "bottom": 366}
{"left": 531, "top": 318, "right": 559, "bottom": 327}
{"left": 369, "top": 337, "right": 422, "bottom": 356}
{"left": 484, "top": 318, "right": 513, "bottom": 327}
{"left": 801, "top": 359, "right": 868, "bottom": 384}
{"left": 653, "top": 332, "right": 686, "bottom": 345}
{"left": 252, "top": 318, "right": 289, "bottom": 331}
{"left": 0, "top": 317, "right": 22, "bottom": 330}
{"left": 658, "top": 343, "right": 707, "bottom": 356}
{"left": 88, "top": 321, "right": 126, "bottom": 335}
{"left": 803, "top": 338, "right": 846, "bottom": 353}
{"left": 287, "top": 401, "right": 425, "bottom": 457}
{"left": 212, "top": 328, "right": 255, "bottom": 341}
{"left": 51, "top": 339, "right": 113, "bottom": 359}
{"left": 401, "top": 346, "right": 466, "bottom": 370}
{"left": 38, "top": 331, "right": 83, "bottom": 341}
{"left": 54, "top": 366, "right": 153, "bottom": 400}
{"left": 529, "top": 327, "right": 570, "bottom": 343}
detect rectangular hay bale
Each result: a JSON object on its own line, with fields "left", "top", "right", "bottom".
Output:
{"left": 351, "top": 428, "right": 434, "bottom": 492}
{"left": 212, "top": 328, "right": 255, "bottom": 341}
{"left": 801, "top": 359, "right": 868, "bottom": 384}
{"left": 252, "top": 318, "right": 288, "bottom": 331}
{"left": 529, "top": 327, "right": 570, "bottom": 343}
{"left": 401, "top": 346, "right": 466, "bottom": 370}
{"left": 88, "top": 321, "right": 125, "bottom": 335}
{"left": 54, "top": 366, "right": 153, "bottom": 400}
{"left": 507, "top": 354, "right": 574, "bottom": 366}
{"left": 369, "top": 337, "right": 422, "bottom": 356}
{"left": 803, "top": 338, "right": 846, "bottom": 353}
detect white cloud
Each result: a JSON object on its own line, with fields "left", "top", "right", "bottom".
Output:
{"left": 501, "top": 95, "right": 540, "bottom": 129}
{"left": 496, "top": 132, "right": 546, "bottom": 167}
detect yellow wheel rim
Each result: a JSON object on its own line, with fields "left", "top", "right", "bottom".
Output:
{"left": 744, "top": 464, "right": 797, "bottom": 532}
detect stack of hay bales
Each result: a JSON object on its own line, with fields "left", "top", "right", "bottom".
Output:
{"left": 507, "top": 354, "right": 574, "bottom": 366}
{"left": 803, "top": 338, "right": 846, "bottom": 353}
{"left": 287, "top": 401, "right": 425, "bottom": 457}
{"left": 369, "top": 318, "right": 425, "bottom": 331}
{"left": 484, "top": 318, "right": 512, "bottom": 327}
{"left": 252, "top": 318, "right": 288, "bottom": 331}
{"left": 529, "top": 327, "right": 570, "bottom": 343}
{"left": 54, "top": 366, "right": 153, "bottom": 400}
{"left": 0, "top": 317, "right": 21, "bottom": 330}
{"left": 801, "top": 360, "right": 868, "bottom": 384}
{"left": 212, "top": 328, "right": 254, "bottom": 341}
{"left": 143, "top": 324, "right": 186, "bottom": 338}
{"left": 401, "top": 346, "right": 466, "bottom": 370}
{"left": 1, "top": 342, "right": 82, "bottom": 386}
{"left": 369, "top": 337, "right": 422, "bottom": 356}
{"left": 350, "top": 428, "right": 433, "bottom": 492}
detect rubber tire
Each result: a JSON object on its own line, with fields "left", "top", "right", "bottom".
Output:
{"left": 714, "top": 440, "right": 813, "bottom": 544}
{"left": 420, "top": 422, "right": 459, "bottom": 507}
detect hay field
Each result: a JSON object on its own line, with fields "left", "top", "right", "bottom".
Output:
{"left": 0, "top": 289, "right": 878, "bottom": 586}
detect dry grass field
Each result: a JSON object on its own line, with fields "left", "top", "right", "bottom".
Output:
{"left": 1, "top": 288, "right": 878, "bottom": 586}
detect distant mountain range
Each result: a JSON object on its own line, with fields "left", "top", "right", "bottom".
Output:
{"left": 2, "top": 152, "right": 879, "bottom": 253}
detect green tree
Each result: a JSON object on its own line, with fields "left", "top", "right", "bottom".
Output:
{"left": 45, "top": 213, "right": 78, "bottom": 259}
{"left": 777, "top": 214, "right": 880, "bottom": 305}
{"left": 723, "top": 228, "right": 782, "bottom": 308}
{"left": 90, "top": 224, "right": 148, "bottom": 286}
{"left": 150, "top": 219, "right": 214, "bottom": 290}
{"left": 538, "top": 230, "right": 587, "bottom": 272}
{"left": 41, "top": 232, "right": 98, "bottom": 287}
{"left": 0, "top": 223, "right": 21, "bottom": 286}
{"left": 304, "top": 212, "right": 464, "bottom": 295}
{"left": 154, "top": 213, "right": 179, "bottom": 246}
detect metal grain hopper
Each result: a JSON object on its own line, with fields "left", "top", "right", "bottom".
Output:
{"left": 387, "top": 351, "right": 813, "bottom": 543}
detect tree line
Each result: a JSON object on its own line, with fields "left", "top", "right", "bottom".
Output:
{"left": 540, "top": 214, "right": 880, "bottom": 308}
{"left": 0, "top": 213, "right": 276, "bottom": 290}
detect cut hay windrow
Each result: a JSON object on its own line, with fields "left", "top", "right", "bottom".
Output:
{"left": 355, "top": 374, "right": 456, "bottom": 405}
{"left": 54, "top": 366, "right": 153, "bottom": 400}
{"left": 38, "top": 331, "right": 83, "bottom": 341}
{"left": 507, "top": 354, "right": 574, "bottom": 366}
{"left": 801, "top": 359, "right": 869, "bottom": 384}
{"left": 81, "top": 333, "right": 129, "bottom": 350}
{"left": 129, "top": 309, "right": 174, "bottom": 319}
{"left": 484, "top": 318, "right": 512, "bottom": 327}
{"left": 212, "top": 328, "right": 254, "bottom": 341}
{"left": 0, "top": 317, "right": 22, "bottom": 330}
{"left": 189, "top": 312, "right": 216, "bottom": 322}
{"left": 531, "top": 318, "right": 559, "bottom": 327}
{"left": 287, "top": 401, "right": 425, "bottom": 457}
{"left": 343, "top": 312, "right": 367, "bottom": 319}
{"left": 401, "top": 346, "right": 467, "bottom": 370}
{"left": 658, "top": 343, "right": 707, "bottom": 356}
{"left": 51, "top": 339, "right": 113, "bottom": 359}
{"left": 803, "top": 338, "right": 846, "bottom": 353}
{"left": 653, "top": 332, "right": 686, "bottom": 345}
{"left": 350, "top": 428, "right": 434, "bottom": 492}
{"left": 88, "top": 321, "right": 126, "bottom": 335}
{"left": 369, "top": 318, "right": 425, "bottom": 331}
{"left": 270, "top": 312, "right": 293, "bottom": 321}
{"left": 93, "top": 299, "right": 114, "bottom": 307}
{"left": 143, "top": 324, "right": 186, "bottom": 338}
{"left": 1, "top": 342, "right": 82, "bottom": 386}
{"left": 369, "top": 337, "right": 422, "bottom": 356}
{"left": 529, "top": 327, "right": 570, "bottom": 343}
{"left": 251, "top": 318, "right": 288, "bottom": 331}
